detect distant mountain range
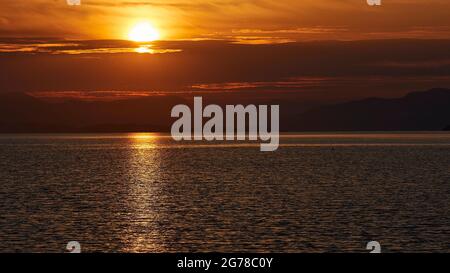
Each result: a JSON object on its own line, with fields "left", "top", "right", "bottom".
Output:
{"left": 0, "top": 93, "right": 187, "bottom": 133}
{"left": 294, "top": 88, "right": 450, "bottom": 131}
{"left": 0, "top": 88, "right": 449, "bottom": 133}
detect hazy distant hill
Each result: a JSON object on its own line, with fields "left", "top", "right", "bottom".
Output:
{"left": 295, "top": 88, "right": 450, "bottom": 131}
{"left": 0, "top": 88, "right": 449, "bottom": 132}
{"left": 0, "top": 93, "right": 187, "bottom": 133}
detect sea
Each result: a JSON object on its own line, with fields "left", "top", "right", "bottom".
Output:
{"left": 0, "top": 132, "right": 449, "bottom": 253}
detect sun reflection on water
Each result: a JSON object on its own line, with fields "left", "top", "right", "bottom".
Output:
{"left": 127, "top": 133, "right": 160, "bottom": 149}
{"left": 129, "top": 133, "right": 158, "bottom": 140}
{"left": 121, "top": 132, "right": 166, "bottom": 252}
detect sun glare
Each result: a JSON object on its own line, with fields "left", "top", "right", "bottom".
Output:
{"left": 128, "top": 22, "right": 160, "bottom": 42}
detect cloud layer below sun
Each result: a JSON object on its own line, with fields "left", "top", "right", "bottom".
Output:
{"left": 0, "top": 0, "right": 449, "bottom": 41}
{"left": 1, "top": 39, "right": 449, "bottom": 99}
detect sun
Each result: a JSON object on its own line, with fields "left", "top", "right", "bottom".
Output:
{"left": 128, "top": 22, "right": 160, "bottom": 42}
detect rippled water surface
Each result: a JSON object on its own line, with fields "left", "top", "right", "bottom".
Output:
{"left": 0, "top": 133, "right": 449, "bottom": 253}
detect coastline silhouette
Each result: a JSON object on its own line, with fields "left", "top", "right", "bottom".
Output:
{"left": 0, "top": 88, "right": 448, "bottom": 133}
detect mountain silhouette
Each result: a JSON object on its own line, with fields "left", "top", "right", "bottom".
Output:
{"left": 294, "top": 88, "right": 450, "bottom": 131}
{"left": 0, "top": 88, "right": 449, "bottom": 133}
{"left": 0, "top": 93, "right": 187, "bottom": 133}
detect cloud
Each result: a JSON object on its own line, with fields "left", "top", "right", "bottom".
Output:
{"left": 0, "top": 38, "right": 181, "bottom": 54}
{"left": 0, "top": 0, "right": 449, "bottom": 40}
{"left": 1, "top": 39, "right": 449, "bottom": 97}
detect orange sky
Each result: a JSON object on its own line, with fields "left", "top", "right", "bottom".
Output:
{"left": 0, "top": 1, "right": 449, "bottom": 100}
{"left": 0, "top": 0, "right": 449, "bottom": 42}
